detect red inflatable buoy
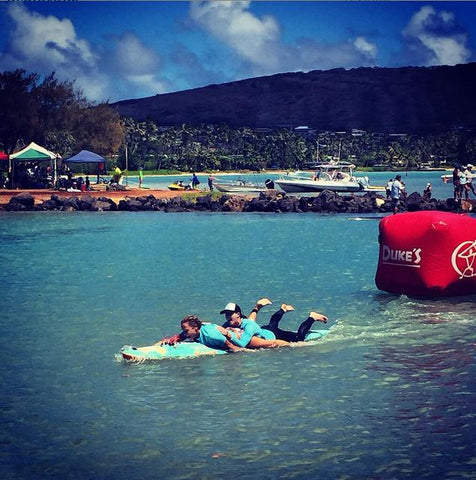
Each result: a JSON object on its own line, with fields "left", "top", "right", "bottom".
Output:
{"left": 375, "top": 211, "right": 476, "bottom": 297}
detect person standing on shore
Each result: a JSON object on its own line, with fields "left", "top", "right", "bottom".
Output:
{"left": 463, "top": 164, "right": 475, "bottom": 199}
{"left": 138, "top": 167, "right": 144, "bottom": 189}
{"left": 386, "top": 178, "right": 393, "bottom": 199}
{"left": 208, "top": 175, "right": 214, "bottom": 191}
{"left": 391, "top": 174, "right": 405, "bottom": 214}
{"left": 453, "top": 166, "right": 462, "bottom": 202}
{"left": 423, "top": 183, "right": 432, "bottom": 199}
{"left": 191, "top": 173, "right": 200, "bottom": 190}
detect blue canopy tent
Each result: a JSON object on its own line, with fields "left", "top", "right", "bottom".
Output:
{"left": 63, "top": 150, "right": 107, "bottom": 185}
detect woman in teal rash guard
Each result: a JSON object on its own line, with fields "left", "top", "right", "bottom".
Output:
{"left": 157, "top": 298, "right": 287, "bottom": 349}
{"left": 179, "top": 315, "right": 241, "bottom": 351}
{"left": 179, "top": 315, "right": 287, "bottom": 351}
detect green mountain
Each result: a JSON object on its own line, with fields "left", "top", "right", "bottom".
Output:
{"left": 113, "top": 63, "right": 476, "bottom": 133}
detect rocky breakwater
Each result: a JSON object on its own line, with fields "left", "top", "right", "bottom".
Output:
{"left": 2, "top": 190, "right": 472, "bottom": 214}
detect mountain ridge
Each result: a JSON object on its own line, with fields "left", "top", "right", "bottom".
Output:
{"left": 112, "top": 63, "right": 476, "bottom": 134}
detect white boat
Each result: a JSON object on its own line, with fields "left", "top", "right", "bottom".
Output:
{"left": 275, "top": 162, "right": 384, "bottom": 193}
{"left": 213, "top": 178, "right": 274, "bottom": 193}
{"left": 441, "top": 174, "right": 453, "bottom": 184}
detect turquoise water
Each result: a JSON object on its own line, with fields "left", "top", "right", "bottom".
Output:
{"left": 1, "top": 212, "right": 475, "bottom": 479}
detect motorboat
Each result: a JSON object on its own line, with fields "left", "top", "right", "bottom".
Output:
{"left": 441, "top": 174, "right": 453, "bottom": 184}
{"left": 275, "top": 162, "right": 384, "bottom": 193}
{"left": 213, "top": 178, "right": 275, "bottom": 194}
{"left": 168, "top": 181, "right": 199, "bottom": 191}
{"left": 168, "top": 181, "right": 187, "bottom": 191}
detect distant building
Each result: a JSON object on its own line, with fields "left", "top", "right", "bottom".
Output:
{"left": 294, "top": 125, "right": 316, "bottom": 136}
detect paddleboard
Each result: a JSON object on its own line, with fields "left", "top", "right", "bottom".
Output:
{"left": 121, "top": 329, "right": 329, "bottom": 362}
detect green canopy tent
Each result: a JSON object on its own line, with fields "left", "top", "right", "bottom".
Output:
{"left": 9, "top": 142, "right": 59, "bottom": 189}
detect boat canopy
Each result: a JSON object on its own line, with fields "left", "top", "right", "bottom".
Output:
{"left": 313, "top": 162, "right": 356, "bottom": 170}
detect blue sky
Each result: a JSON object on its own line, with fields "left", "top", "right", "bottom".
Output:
{"left": 0, "top": 1, "right": 475, "bottom": 103}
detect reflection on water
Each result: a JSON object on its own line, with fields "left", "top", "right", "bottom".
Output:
{"left": 0, "top": 212, "right": 474, "bottom": 479}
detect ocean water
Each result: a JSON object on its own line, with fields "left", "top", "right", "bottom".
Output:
{"left": 1, "top": 211, "right": 475, "bottom": 480}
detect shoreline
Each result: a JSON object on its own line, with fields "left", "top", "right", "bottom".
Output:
{"left": 1, "top": 188, "right": 474, "bottom": 214}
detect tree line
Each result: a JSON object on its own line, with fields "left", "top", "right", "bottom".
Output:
{"left": 120, "top": 120, "right": 476, "bottom": 172}
{"left": 0, "top": 69, "right": 123, "bottom": 157}
{"left": 1, "top": 69, "right": 475, "bottom": 172}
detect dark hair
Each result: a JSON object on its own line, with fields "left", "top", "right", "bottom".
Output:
{"left": 181, "top": 315, "right": 202, "bottom": 329}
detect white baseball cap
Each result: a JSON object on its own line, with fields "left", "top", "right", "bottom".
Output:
{"left": 219, "top": 302, "right": 242, "bottom": 315}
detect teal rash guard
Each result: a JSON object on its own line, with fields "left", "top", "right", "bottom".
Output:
{"left": 229, "top": 318, "right": 275, "bottom": 347}
{"left": 198, "top": 323, "right": 239, "bottom": 349}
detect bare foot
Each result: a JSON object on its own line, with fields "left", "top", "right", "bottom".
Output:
{"left": 310, "top": 312, "right": 328, "bottom": 323}
{"left": 256, "top": 297, "right": 272, "bottom": 308}
{"left": 281, "top": 304, "right": 295, "bottom": 312}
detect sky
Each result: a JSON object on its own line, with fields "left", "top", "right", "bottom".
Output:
{"left": 0, "top": 1, "right": 475, "bottom": 103}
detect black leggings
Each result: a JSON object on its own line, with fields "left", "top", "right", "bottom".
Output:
{"left": 262, "top": 308, "right": 314, "bottom": 342}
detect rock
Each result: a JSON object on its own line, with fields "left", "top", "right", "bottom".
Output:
{"left": 8, "top": 192, "right": 35, "bottom": 209}
{"left": 91, "top": 200, "right": 114, "bottom": 212}
{"left": 298, "top": 197, "right": 310, "bottom": 212}
{"left": 97, "top": 197, "right": 117, "bottom": 210}
{"left": 63, "top": 196, "right": 81, "bottom": 211}
{"left": 405, "top": 192, "right": 424, "bottom": 211}
{"left": 5, "top": 200, "right": 27, "bottom": 211}
{"left": 164, "top": 196, "right": 193, "bottom": 212}
{"left": 222, "top": 195, "right": 247, "bottom": 212}
{"left": 244, "top": 197, "right": 275, "bottom": 212}
{"left": 40, "top": 199, "right": 60, "bottom": 210}
{"left": 0, "top": 189, "right": 468, "bottom": 215}
{"left": 78, "top": 195, "right": 97, "bottom": 211}
{"left": 51, "top": 194, "right": 68, "bottom": 207}
{"left": 195, "top": 194, "right": 214, "bottom": 211}
{"left": 258, "top": 190, "right": 285, "bottom": 202}
{"left": 118, "top": 198, "right": 144, "bottom": 211}
{"left": 309, "top": 190, "right": 346, "bottom": 213}
{"left": 276, "top": 196, "right": 300, "bottom": 212}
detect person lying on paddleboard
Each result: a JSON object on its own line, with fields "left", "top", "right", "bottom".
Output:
{"left": 158, "top": 298, "right": 328, "bottom": 349}
{"left": 156, "top": 297, "right": 273, "bottom": 346}
{"left": 219, "top": 301, "right": 328, "bottom": 348}
{"left": 179, "top": 315, "right": 288, "bottom": 351}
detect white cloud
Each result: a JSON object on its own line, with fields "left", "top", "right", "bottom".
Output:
{"left": 354, "top": 37, "right": 378, "bottom": 60}
{"left": 2, "top": 3, "right": 108, "bottom": 99}
{"left": 190, "top": 0, "right": 282, "bottom": 70}
{"left": 189, "top": 1, "right": 378, "bottom": 76}
{"left": 0, "top": 4, "right": 167, "bottom": 102}
{"left": 110, "top": 33, "right": 161, "bottom": 75}
{"left": 106, "top": 32, "right": 168, "bottom": 95}
{"left": 403, "top": 5, "right": 470, "bottom": 65}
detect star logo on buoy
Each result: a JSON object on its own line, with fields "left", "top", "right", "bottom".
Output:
{"left": 451, "top": 240, "right": 476, "bottom": 279}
